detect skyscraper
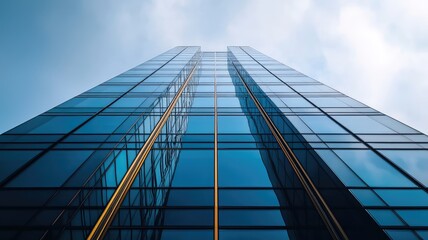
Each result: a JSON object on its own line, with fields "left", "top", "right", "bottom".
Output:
{"left": 0, "top": 46, "right": 427, "bottom": 240}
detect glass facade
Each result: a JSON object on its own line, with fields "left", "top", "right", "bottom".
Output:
{"left": 0, "top": 46, "right": 427, "bottom": 240}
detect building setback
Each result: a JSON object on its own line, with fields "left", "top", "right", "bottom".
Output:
{"left": 0, "top": 46, "right": 427, "bottom": 240}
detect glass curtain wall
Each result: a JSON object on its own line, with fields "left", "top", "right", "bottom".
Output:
{"left": 0, "top": 46, "right": 427, "bottom": 240}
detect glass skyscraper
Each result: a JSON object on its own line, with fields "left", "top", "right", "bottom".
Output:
{"left": 1, "top": 46, "right": 427, "bottom": 240}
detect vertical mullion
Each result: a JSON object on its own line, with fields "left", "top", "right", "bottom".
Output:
{"left": 214, "top": 52, "right": 219, "bottom": 240}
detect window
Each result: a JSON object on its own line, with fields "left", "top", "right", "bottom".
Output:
{"left": 220, "top": 209, "right": 286, "bottom": 226}
{"left": 334, "top": 150, "right": 415, "bottom": 187}
{"left": 368, "top": 210, "right": 404, "bottom": 226}
{"left": 8, "top": 150, "right": 93, "bottom": 187}
{"left": 333, "top": 116, "right": 395, "bottom": 134}
{"left": 380, "top": 150, "right": 428, "bottom": 186}
{"left": 186, "top": 116, "right": 214, "bottom": 134}
{"left": 220, "top": 230, "right": 289, "bottom": 240}
{"left": 160, "top": 230, "right": 213, "bottom": 240}
{"left": 76, "top": 116, "right": 127, "bottom": 134}
{"left": 0, "top": 150, "right": 41, "bottom": 182}
{"left": 220, "top": 189, "right": 280, "bottom": 206}
{"left": 300, "top": 116, "right": 347, "bottom": 134}
{"left": 219, "top": 150, "right": 272, "bottom": 187}
{"left": 316, "top": 150, "right": 365, "bottom": 187}
{"left": 171, "top": 150, "right": 213, "bottom": 187}
{"left": 31, "top": 116, "right": 89, "bottom": 134}
{"left": 375, "top": 189, "right": 428, "bottom": 207}
{"left": 218, "top": 116, "right": 251, "bottom": 133}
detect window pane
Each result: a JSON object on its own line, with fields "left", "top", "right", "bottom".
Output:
{"left": 380, "top": 150, "right": 428, "bottom": 186}
{"left": 397, "top": 210, "right": 428, "bottom": 227}
{"left": 167, "top": 189, "right": 213, "bottom": 206}
{"left": 350, "top": 189, "right": 385, "bottom": 206}
{"left": 316, "top": 150, "right": 365, "bottom": 187}
{"left": 375, "top": 190, "right": 428, "bottom": 207}
{"left": 31, "top": 116, "right": 89, "bottom": 134}
{"left": 219, "top": 189, "right": 280, "bottom": 207}
{"left": 171, "top": 150, "right": 213, "bottom": 187}
{"left": 76, "top": 116, "right": 127, "bottom": 134}
{"left": 368, "top": 210, "right": 404, "bottom": 226}
{"left": 333, "top": 116, "right": 395, "bottom": 134}
{"left": 186, "top": 116, "right": 214, "bottom": 133}
{"left": 300, "top": 116, "right": 346, "bottom": 134}
{"left": 220, "top": 209, "right": 286, "bottom": 226}
{"left": 218, "top": 116, "right": 251, "bottom": 133}
{"left": 219, "top": 150, "right": 272, "bottom": 187}
{"left": 334, "top": 150, "right": 415, "bottom": 187}
{"left": 163, "top": 209, "right": 213, "bottom": 226}
{"left": 220, "top": 230, "right": 290, "bottom": 240}
{"left": 8, "top": 150, "right": 93, "bottom": 187}
{"left": 161, "top": 230, "right": 213, "bottom": 240}
{"left": 0, "top": 150, "right": 41, "bottom": 182}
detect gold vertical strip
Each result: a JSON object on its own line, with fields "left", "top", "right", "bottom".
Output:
{"left": 213, "top": 52, "right": 219, "bottom": 240}
{"left": 231, "top": 62, "right": 349, "bottom": 240}
{"left": 87, "top": 56, "right": 200, "bottom": 240}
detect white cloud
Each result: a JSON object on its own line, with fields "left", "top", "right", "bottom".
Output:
{"left": 215, "top": 0, "right": 428, "bottom": 133}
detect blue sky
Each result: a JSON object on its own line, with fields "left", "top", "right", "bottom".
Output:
{"left": 1, "top": 0, "right": 427, "bottom": 134}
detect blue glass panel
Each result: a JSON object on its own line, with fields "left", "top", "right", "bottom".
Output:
{"left": 8, "top": 150, "right": 93, "bottom": 187}
{"left": 160, "top": 230, "right": 213, "bottom": 240}
{"left": 167, "top": 189, "right": 213, "bottom": 206}
{"left": 397, "top": 210, "right": 428, "bottom": 227}
{"left": 286, "top": 116, "right": 312, "bottom": 133}
{"left": 219, "top": 150, "right": 272, "bottom": 187}
{"left": 333, "top": 116, "right": 395, "bottom": 134}
{"left": 308, "top": 97, "right": 348, "bottom": 107}
{"left": 270, "top": 97, "right": 287, "bottom": 108}
{"left": 171, "top": 150, "right": 213, "bottom": 187}
{"left": 216, "top": 85, "right": 235, "bottom": 92}
{"left": 76, "top": 116, "right": 127, "bottom": 134}
{"left": 107, "top": 76, "right": 143, "bottom": 83}
{"left": 268, "top": 85, "right": 293, "bottom": 93}
{"left": 59, "top": 98, "right": 114, "bottom": 108}
{"left": 339, "top": 97, "right": 366, "bottom": 107}
{"left": 292, "top": 85, "right": 334, "bottom": 93}
{"left": 220, "top": 209, "right": 286, "bottom": 226}
{"left": 350, "top": 189, "right": 385, "bottom": 206}
{"left": 163, "top": 209, "right": 213, "bottom": 226}
{"left": 373, "top": 116, "right": 418, "bottom": 133}
{"left": 0, "top": 150, "right": 41, "bottom": 182}
{"left": 300, "top": 116, "right": 346, "bottom": 133}
{"left": 88, "top": 85, "right": 132, "bottom": 93}
{"left": 368, "top": 210, "right": 404, "bottom": 226}
{"left": 334, "top": 150, "right": 415, "bottom": 187}
{"left": 217, "top": 77, "right": 232, "bottom": 83}
{"left": 186, "top": 116, "right": 214, "bottom": 133}
{"left": 281, "top": 97, "right": 313, "bottom": 107}
{"left": 417, "top": 231, "right": 428, "bottom": 239}
{"left": 131, "top": 85, "right": 164, "bottom": 92}
{"left": 219, "top": 189, "right": 280, "bottom": 206}
{"left": 386, "top": 230, "right": 419, "bottom": 240}
{"left": 218, "top": 116, "right": 251, "bottom": 133}
{"left": 220, "top": 230, "right": 289, "bottom": 240}
{"left": 319, "top": 134, "right": 357, "bottom": 142}
{"left": 218, "top": 98, "right": 241, "bottom": 107}
{"left": 31, "top": 116, "right": 89, "bottom": 134}
{"left": 196, "top": 85, "right": 214, "bottom": 92}
{"left": 315, "top": 150, "right": 365, "bottom": 187}
{"left": 111, "top": 97, "right": 148, "bottom": 108}
{"left": 375, "top": 189, "right": 428, "bottom": 206}
{"left": 192, "top": 97, "right": 214, "bottom": 107}
{"left": 380, "top": 150, "right": 428, "bottom": 186}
